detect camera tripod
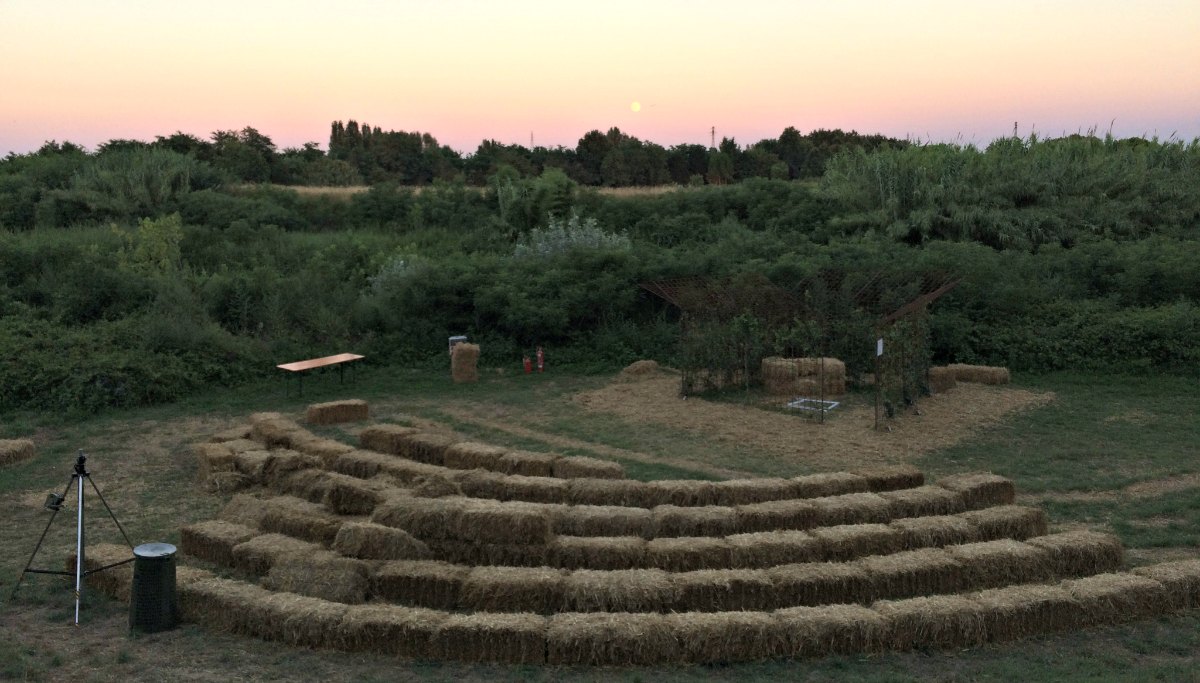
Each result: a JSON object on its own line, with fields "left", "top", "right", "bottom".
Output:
{"left": 10, "top": 451, "right": 134, "bottom": 625}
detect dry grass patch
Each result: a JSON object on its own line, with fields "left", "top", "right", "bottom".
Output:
{"left": 333, "top": 522, "right": 429, "bottom": 561}
{"left": 1132, "top": 559, "right": 1200, "bottom": 609}
{"left": 652, "top": 504, "right": 739, "bottom": 537}
{"left": 431, "top": 612, "right": 548, "bottom": 664}
{"left": 646, "top": 537, "right": 733, "bottom": 571}
{"left": 562, "top": 569, "right": 679, "bottom": 612}
{"left": 728, "top": 530, "right": 824, "bottom": 569}
{"left": 672, "top": 569, "right": 774, "bottom": 612}
{"left": 549, "top": 536, "right": 647, "bottom": 570}
{"left": 305, "top": 399, "right": 368, "bottom": 425}
{"left": 775, "top": 604, "right": 888, "bottom": 657}
{"left": 766, "top": 562, "right": 874, "bottom": 607}
{"left": 946, "top": 539, "right": 1053, "bottom": 589}
{"left": 735, "top": 499, "right": 819, "bottom": 533}
{"left": 547, "top": 612, "right": 679, "bottom": 665}
{"left": 667, "top": 611, "right": 783, "bottom": 663}
{"left": 874, "top": 594, "right": 989, "bottom": 650}
{"left": 180, "top": 520, "right": 259, "bottom": 567}
{"left": 810, "top": 524, "right": 903, "bottom": 562}
{"left": 460, "top": 566, "right": 566, "bottom": 613}
{"left": 1026, "top": 530, "right": 1124, "bottom": 576}
{"left": 371, "top": 560, "right": 467, "bottom": 609}
{"left": 962, "top": 505, "right": 1048, "bottom": 540}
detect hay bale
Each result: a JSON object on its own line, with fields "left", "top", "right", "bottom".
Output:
{"left": 728, "top": 530, "right": 824, "bottom": 569}
{"left": 790, "top": 472, "right": 870, "bottom": 498}
{"left": 410, "top": 474, "right": 464, "bottom": 498}
{"left": 219, "top": 493, "right": 269, "bottom": 528}
{"left": 230, "top": 533, "right": 330, "bottom": 575}
{"left": 180, "top": 520, "right": 259, "bottom": 567}
{"left": 232, "top": 449, "right": 274, "bottom": 482}
{"left": 667, "top": 611, "right": 783, "bottom": 663}
{"left": 331, "top": 449, "right": 392, "bottom": 479}
{"left": 263, "top": 556, "right": 371, "bottom": 604}
{"left": 208, "top": 424, "right": 252, "bottom": 443}
{"left": 451, "top": 469, "right": 509, "bottom": 499}
{"left": 203, "top": 471, "right": 253, "bottom": 494}
{"left": 1063, "top": 572, "right": 1171, "bottom": 625}
{"left": 857, "top": 548, "right": 966, "bottom": 599}
{"left": 294, "top": 438, "right": 355, "bottom": 467}
{"left": 451, "top": 499, "right": 552, "bottom": 545}
{"left": 554, "top": 504, "right": 652, "bottom": 538}
{"left": 1132, "top": 560, "right": 1200, "bottom": 610}
{"left": 735, "top": 499, "right": 819, "bottom": 533}
{"left": 259, "top": 495, "right": 343, "bottom": 545}
{"left": 889, "top": 515, "right": 979, "bottom": 550}
{"left": 562, "top": 569, "right": 679, "bottom": 612}
{"left": 305, "top": 399, "right": 369, "bottom": 425}
{"left": 371, "top": 495, "right": 464, "bottom": 540}
{"left": 451, "top": 342, "right": 480, "bottom": 383}
{"left": 425, "top": 540, "right": 547, "bottom": 568}
{"left": 549, "top": 536, "right": 647, "bottom": 570}
{"left": 620, "top": 359, "right": 661, "bottom": 377}
{"left": 874, "top": 594, "right": 989, "bottom": 650}
{"left": 443, "top": 442, "right": 509, "bottom": 471}
{"left": 652, "top": 505, "right": 739, "bottom": 538}
{"left": 278, "top": 596, "right": 349, "bottom": 648}
{"left": 775, "top": 604, "right": 887, "bottom": 657}
{"left": 552, "top": 455, "right": 625, "bottom": 480}
{"left": 928, "top": 366, "right": 957, "bottom": 393}
{"left": 646, "top": 537, "right": 734, "bottom": 572}
{"left": 497, "top": 449, "right": 560, "bottom": 477}
{"left": 937, "top": 473, "right": 1016, "bottom": 510}
{"left": 397, "top": 432, "right": 457, "bottom": 466}
{"left": 961, "top": 505, "right": 1048, "bottom": 540}
{"left": 810, "top": 493, "right": 892, "bottom": 527}
{"left": 645, "top": 480, "right": 717, "bottom": 507}
{"left": 712, "top": 478, "right": 799, "bottom": 506}
{"left": 947, "top": 363, "right": 1010, "bottom": 385}
{"left": 333, "top": 522, "right": 430, "bottom": 561}
{"left": 358, "top": 424, "right": 419, "bottom": 454}
{"left": 177, "top": 576, "right": 272, "bottom": 634}
{"left": 249, "top": 412, "right": 306, "bottom": 448}
{"left": 66, "top": 544, "right": 133, "bottom": 602}
{"left": 260, "top": 449, "right": 323, "bottom": 487}
{"left": 1026, "top": 531, "right": 1124, "bottom": 577}
{"left": 372, "top": 560, "right": 466, "bottom": 609}
{"left": 547, "top": 612, "right": 679, "bottom": 666}
{"left": 672, "top": 569, "right": 775, "bottom": 612}
{"left": 194, "top": 442, "right": 235, "bottom": 480}
{"left": 761, "top": 357, "right": 799, "bottom": 395}
{"left": 338, "top": 604, "right": 446, "bottom": 658}
{"left": 324, "top": 473, "right": 386, "bottom": 515}
{"left": 501, "top": 474, "right": 570, "bottom": 504}
{"left": 879, "top": 485, "right": 967, "bottom": 518}
{"left": 431, "top": 612, "right": 548, "bottom": 664}
{"left": 221, "top": 438, "right": 262, "bottom": 454}
{"left": 766, "top": 562, "right": 874, "bottom": 607}
{"left": 849, "top": 464, "right": 924, "bottom": 492}
{"left": 460, "top": 566, "right": 566, "bottom": 613}
{"left": 810, "top": 524, "right": 903, "bottom": 562}
{"left": 276, "top": 469, "right": 335, "bottom": 503}
{"left": 946, "top": 539, "right": 1053, "bottom": 589}
{"left": 565, "top": 478, "right": 651, "bottom": 507}
{"left": 974, "top": 584, "right": 1081, "bottom": 641}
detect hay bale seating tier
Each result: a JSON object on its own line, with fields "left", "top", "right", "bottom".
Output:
{"left": 305, "top": 400, "right": 369, "bottom": 425}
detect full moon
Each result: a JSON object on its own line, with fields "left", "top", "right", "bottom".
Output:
{"left": 630, "top": 101, "right": 641, "bottom": 112}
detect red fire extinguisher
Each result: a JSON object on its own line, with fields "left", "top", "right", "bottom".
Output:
{"left": 523, "top": 356, "right": 532, "bottom": 374}
{"left": 536, "top": 346, "right": 545, "bottom": 373}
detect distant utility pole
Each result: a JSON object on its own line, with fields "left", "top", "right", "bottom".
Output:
{"left": 711, "top": 126, "right": 716, "bottom": 149}
{"left": 530, "top": 131, "right": 534, "bottom": 149}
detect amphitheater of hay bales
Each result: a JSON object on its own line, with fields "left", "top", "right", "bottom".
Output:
{"left": 75, "top": 402, "right": 1200, "bottom": 666}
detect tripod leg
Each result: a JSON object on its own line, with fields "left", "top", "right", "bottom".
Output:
{"left": 9, "top": 478, "right": 73, "bottom": 601}
{"left": 86, "top": 476, "right": 134, "bottom": 550}
{"left": 75, "top": 473, "right": 84, "bottom": 625}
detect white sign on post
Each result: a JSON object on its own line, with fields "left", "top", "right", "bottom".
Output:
{"left": 876, "top": 338, "right": 884, "bottom": 357}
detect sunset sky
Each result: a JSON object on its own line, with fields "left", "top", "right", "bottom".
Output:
{"left": 2, "top": 0, "right": 1198, "bottom": 156}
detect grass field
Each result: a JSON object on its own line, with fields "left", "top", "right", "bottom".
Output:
{"left": 1, "top": 366, "right": 1198, "bottom": 681}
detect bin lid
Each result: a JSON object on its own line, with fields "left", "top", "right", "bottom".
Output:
{"left": 134, "top": 542, "right": 177, "bottom": 558}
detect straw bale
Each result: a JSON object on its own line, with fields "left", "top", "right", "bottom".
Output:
{"left": 879, "top": 485, "right": 967, "bottom": 518}
{"left": 259, "top": 495, "right": 344, "bottom": 545}
{"left": 946, "top": 539, "right": 1053, "bottom": 589}
{"left": 194, "top": 442, "right": 235, "bottom": 479}
{"left": 425, "top": 540, "right": 547, "bottom": 568}
{"left": 451, "top": 342, "right": 480, "bottom": 383}
{"left": 460, "top": 566, "right": 567, "bottom": 613}
{"left": 263, "top": 556, "right": 371, "bottom": 604}
{"left": 547, "top": 612, "right": 679, "bottom": 666}
{"left": 857, "top": 548, "right": 966, "bottom": 599}
{"left": 333, "top": 522, "right": 430, "bottom": 561}
{"left": 372, "top": 560, "right": 467, "bottom": 609}
{"left": 219, "top": 493, "right": 269, "bottom": 528}
{"left": 1132, "top": 559, "right": 1200, "bottom": 610}
{"left": 294, "top": 438, "right": 355, "bottom": 467}
{"left": 410, "top": 474, "right": 464, "bottom": 498}
{"left": 371, "top": 496, "right": 463, "bottom": 540}
{"left": 331, "top": 449, "right": 391, "bottom": 479}
{"left": 1026, "top": 531, "right": 1124, "bottom": 577}
{"left": 810, "top": 524, "right": 903, "bottom": 562}
{"left": 766, "top": 562, "right": 874, "bottom": 606}
{"left": 712, "top": 478, "right": 799, "bottom": 506}
{"left": 358, "top": 424, "right": 419, "bottom": 454}
{"left": 181, "top": 520, "right": 259, "bottom": 567}
{"left": 937, "top": 473, "right": 1016, "bottom": 510}
{"left": 646, "top": 537, "right": 734, "bottom": 572}
{"left": 1062, "top": 573, "right": 1171, "bottom": 625}
{"left": 928, "top": 366, "right": 957, "bottom": 393}
{"left": 249, "top": 413, "right": 306, "bottom": 449}
{"left": 667, "top": 611, "right": 783, "bottom": 663}
{"left": 501, "top": 474, "right": 570, "bottom": 504}
{"left": 305, "top": 399, "right": 368, "bottom": 426}
{"left": 176, "top": 565, "right": 214, "bottom": 588}
{"left": 338, "top": 604, "right": 446, "bottom": 658}
{"left": 645, "top": 479, "right": 717, "bottom": 507}
{"left": 562, "top": 569, "right": 679, "bottom": 612}
{"left": 947, "top": 363, "right": 1010, "bottom": 385}
{"left": 810, "top": 492, "right": 892, "bottom": 527}
{"left": 324, "top": 473, "right": 386, "bottom": 515}
{"left": 549, "top": 536, "right": 648, "bottom": 570}
{"left": 277, "top": 469, "right": 335, "bottom": 503}
{"left": 728, "top": 530, "right": 823, "bottom": 569}
{"left": 775, "top": 604, "right": 888, "bottom": 657}
{"left": 431, "top": 612, "right": 548, "bottom": 664}
{"left": 620, "top": 359, "right": 661, "bottom": 377}
{"left": 232, "top": 449, "right": 274, "bottom": 482}
{"left": 443, "top": 442, "right": 509, "bottom": 471}
{"left": 177, "top": 576, "right": 272, "bottom": 634}
{"left": 850, "top": 464, "right": 925, "bottom": 492}
{"left": 449, "top": 468, "right": 508, "bottom": 500}
{"left": 672, "top": 569, "right": 775, "bottom": 612}
{"left": 554, "top": 504, "right": 652, "bottom": 538}
{"left": 961, "top": 505, "right": 1048, "bottom": 540}
{"left": 451, "top": 499, "right": 552, "bottom": 545}
{"left": 874, "top": 594, "right": 989, "bottom": 650}
{"left": 652, "top": 504, "right": 739, "bottom": 538}
{"left": 889, "top": 515, "right": 979, "bottom": 550}
{"left": 203, "top": 471, "right": 252, "bottom": 494}
{"left": 552, "top": 455, "right": 625, "bottom": 480}
{"left": 66, "top": 543, "right": 133, "bottom": 603}
{"left": 261, "top": 449, "right": 323, "bottom": 487}
{"left": 278, "top": 596, "right": 349, "bottom": 648}
{"left": 974, "top": 584, "right": 1081, "bottom": 641}
{"left": 497, "top": 449, "right": 560, "bottom": 477}
{"left": 735, "top": 499, "right": 819, "bottom": 533}
{"left": 566, "top": 477, "right": 651, "bottom": 507}
{"left": 398, "top": 432, "right": 458, "bottom": 466}
{"left": 230, "top": 533, "right": 330, "bottom": 575}
{"left": 221, "top": 438, "right": 262, "bottom": 454}
{"left": 208, "top": 424, "right": 252, "bottom": 443}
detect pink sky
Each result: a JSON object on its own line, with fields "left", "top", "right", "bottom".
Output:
{"left": 2, "top": 0, "right": 1198, "bottom": 156}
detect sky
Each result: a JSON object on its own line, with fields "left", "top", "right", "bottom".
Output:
{"left": 1, "top": 0, "right": 1198, "bottom": 156}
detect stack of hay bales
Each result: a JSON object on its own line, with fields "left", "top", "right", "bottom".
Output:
{"left": 928, "top": 366, "right": 957, "bottom": 393}
{"left": 451, "top": 343, "right": 480, "bottom": 383}
{"left": 942, "top": 364, "right": 1011, "bottom": 385}
{"left": 305, "top": 399, "right": 369, "bottom": 425}
{"left": 761, "top": 357, "right": 846, "bottom": 396}
{"left": 0, "top": 438, "right": 35, "bottom": 467}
